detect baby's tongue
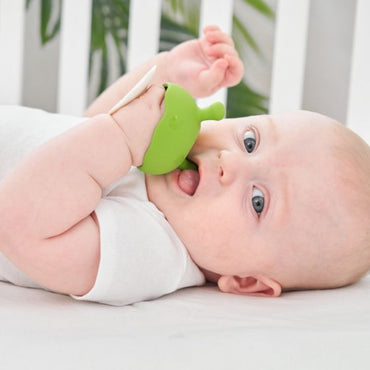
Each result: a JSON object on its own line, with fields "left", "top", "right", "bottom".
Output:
{"left": 178, "top": 169, "right": 200, "bottom": 196}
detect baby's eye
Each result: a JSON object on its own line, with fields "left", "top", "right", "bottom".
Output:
{"left": 243, "top": 130, "right": 256, "bottom": 153}
{"left": 252, "top": 187, "right": 264, "bottom": 215}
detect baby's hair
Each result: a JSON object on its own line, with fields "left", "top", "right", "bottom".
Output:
{"left": 283, "top": 121, "right": 370, "bottom": 292}
{"left": 328, "top": 122, "right": 370, "bottom": 287}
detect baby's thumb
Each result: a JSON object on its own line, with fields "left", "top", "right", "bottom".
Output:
{"left": 198, "top": 59, "right": 228, "bottom": 94}
{"left": 139, "top": 84, "right": 166, "bottom": 110}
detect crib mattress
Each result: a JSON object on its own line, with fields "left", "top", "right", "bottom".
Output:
{"left": 0, "top": 274, "right": 369, "bottom": 370}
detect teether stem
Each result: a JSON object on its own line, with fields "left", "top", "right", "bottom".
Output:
{"left": 199, "top": 102, "right": 225, "bottom": 122}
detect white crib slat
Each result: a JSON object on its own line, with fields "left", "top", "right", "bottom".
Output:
{"left": 126, "top": 0, "right": 162, "bottom": 72}
{"left": 0, "top": 0, "right": 25, "bottom": 105}
{"left": 269, "top": 0, "right": 310, "bottom": 114}
{"left": 198, "top": 0, "right": 234, "bottom": 109}
{"left": 57, "top": 0, "right": 92, "bottom": 115}
{"left": 199, "top": 0, "right": 234, "bottom": 38}
{"left": 347, "top": 0, "right": 370, "bottom": 143}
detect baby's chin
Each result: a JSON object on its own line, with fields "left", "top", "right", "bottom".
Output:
{"left": 144, "top": 171, "right": 179, "bottom": 217}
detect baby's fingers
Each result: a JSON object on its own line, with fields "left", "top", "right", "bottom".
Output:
{"left": 198, "top": 59, "right": 228, "bottom": 95}
{"left": 203, "top": 25, "right": 221, "bottom": 33}
{"left": 206, "top": 43, "right": 238, "bottom": 58}
{"left": 223, "top": 54, "right": 244, "bottom": 87}
{"left": 205, "top": 29, "right": 234, "bottom": 47}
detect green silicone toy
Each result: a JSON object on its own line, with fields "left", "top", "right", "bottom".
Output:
{"left": 138, "top": 82, "right": 225, "bottom": 175}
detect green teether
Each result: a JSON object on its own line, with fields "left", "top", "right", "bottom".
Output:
{"left": 138, "top": 82, "right": 225, "bottom": 175}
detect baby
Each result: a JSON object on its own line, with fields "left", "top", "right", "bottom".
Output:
{"left": 0, "top": 26, "right": 369, "bottom": 305}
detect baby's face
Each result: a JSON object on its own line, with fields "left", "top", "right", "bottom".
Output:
{"left": 146, "top": 110, "right": 347, "bottom": 288}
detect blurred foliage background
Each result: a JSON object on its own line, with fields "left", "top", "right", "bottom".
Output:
{"left": 27, "top": 0, "right": 275, "bottom": 117}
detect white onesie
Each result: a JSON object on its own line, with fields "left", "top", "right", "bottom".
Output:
{"left": 0, "top": 106, "right": 205, "bottom": 305}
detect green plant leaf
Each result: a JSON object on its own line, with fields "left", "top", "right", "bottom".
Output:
{"left": 227, "top": 81, "right": 268, "bottom": 118}
{"left": 244, "top": 0, "right": 275, "bottom": 19}
{"left": 110, "top": 26, "right": 126, "bottom": 75}
{"left": 233, "top": 15, "right": 260, "bottom": 55}
{"left": 98, "top": 42, "right": 109, "bottom": 94}
{"left": 159, "top": 15, "right": 197, "bottom": 52}
{"left": 40, "top": 0, "right": 61, "bottom": 45}
{"left": 26, "top": 0, "right": 33, "bottom": 10}
{"left": 162, "top": 0, "right": 199, "bottom": 36}
{"left": 89, "top": 0, "right": 131, "bottom": 94}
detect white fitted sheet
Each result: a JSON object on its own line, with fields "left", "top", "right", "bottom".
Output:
{"left": 0, "top": 274, "right": 369, "bottom": 370}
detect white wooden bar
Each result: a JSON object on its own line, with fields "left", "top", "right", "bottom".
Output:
{"left": 0, "top": 0, "right": 25, "bottom": 105}
{"left": 198, "top": 0, "right": 234, "bottom": 109}
{"left": 269, "top": 0, "right": 310, "bottom": 113}
{"left": 126, "top": 0, "right": 162, "bottom": 72}
{"left": 57, "top": 0, "right": 92, "bottom": 115}
{"left": 346, "top": 0, "right": 370, "bottom": 143}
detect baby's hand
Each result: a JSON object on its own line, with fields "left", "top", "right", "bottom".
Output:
{"left": 110, "top": 85, "right": 165, "bottom": 166}
{"left": 167, "top": 25, "right": 244, "bottom": 97}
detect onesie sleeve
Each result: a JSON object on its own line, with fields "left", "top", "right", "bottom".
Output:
{"left": 71, "top": 195, "right": 205, "bottom": 306}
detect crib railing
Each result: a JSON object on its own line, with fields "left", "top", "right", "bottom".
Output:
{"left": 0, "top": 0, "right": 25, "bottom": 108}
{"left": 346, "top": 0, "right": 370, "bottom": 142}
{"left": 0, "top": 0, "right": 368, "bottom": 142}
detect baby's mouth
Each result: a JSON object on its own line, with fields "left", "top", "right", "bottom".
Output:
{"left": 177, "top": 168, "right": 200, "bottom": 196}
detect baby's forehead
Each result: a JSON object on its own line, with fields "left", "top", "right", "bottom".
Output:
{"left": 228, "top": 110, "right": 334, "bottom": 133}
{"left": 236, "top": 111, "right": 336, "bottom": 146}
{"left": 270, "top": 111, "right": 344, "bottom": 150}
{"left": 271, "top": 110, "right": 333, "bottom": 123}
{"left": 270, "top": 110, "right": 337, "bottom": 131}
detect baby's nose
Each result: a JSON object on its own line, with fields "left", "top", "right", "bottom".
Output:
{"left": 218, "top": 150, "right": 240, "bottom": 185}
{"left": 218, "top": 150, "right": 257, "bottom": 186}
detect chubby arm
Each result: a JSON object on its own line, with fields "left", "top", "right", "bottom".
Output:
{"left": 0, "top": 86, "right": 164, "bottom": 296}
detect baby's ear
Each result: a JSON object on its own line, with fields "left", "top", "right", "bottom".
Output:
{"left": 217, "top": 275, "right": 282, "bottom": 297}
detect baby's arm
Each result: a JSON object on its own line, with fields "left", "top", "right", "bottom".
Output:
{"left": 85, "top": 25, "right": 243, "bottom": 116}
{"left": 0, "top": 86, "right": 164, "bottom": 296}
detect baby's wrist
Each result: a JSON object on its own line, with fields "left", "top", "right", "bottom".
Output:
{"left": 108, "top": 110, "right": 137, "bottom": 165}
{"left": 153, "top": 51, "right": 171, "bottom": 83}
